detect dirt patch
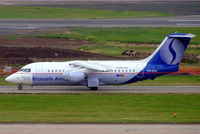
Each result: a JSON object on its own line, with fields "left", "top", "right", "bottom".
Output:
{"left": 0, "top": 37, "right": 199, "bottom": 67}
{"left": 0, "top": 37, "right": 93, "bottom": 49}
{"left": 1, "top": 45, "right": 198, "bottom": 66}
{"left": 0, "top": 46, "right": 108, "bottom": 58}
{"left": 178, "top": 66, "right": 200, "bottom": 75}
{"left": 0, "top": 46, "right": 135, "bottom": 66}
{"left": 0, "top": 37, "right": 138, "bottom": 66}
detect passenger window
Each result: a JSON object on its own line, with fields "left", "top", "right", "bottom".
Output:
{"left": 126, "top": 70, "right": 128, "bottom": 72}
{"left": 122, "top": 70, "right": 124, "bottom": 72}
{"left": 118, "top": 70, "right": 120, "bottom": 72}
{"left": 52, "top": 70, "right": 54, "bottom": 72}
{"left": 133, "top": 69, "right": 135, "bottom": 72}
{"left": 129, "top": 69, "right": 131, "bottom": 72}
{"left": 115, "top": 70, "right": 117, "bottom": 72}
{"left": 24, "top": 69, "right": 28, "bottom": 72}
{"left": 59, "top": 70, "right": 61, "bottom": 72}
{"left": 55, "top": 70, "right": 57, "bottom": 72}
{"left": 48, "top": 70, "right": 50, "bottom": 73}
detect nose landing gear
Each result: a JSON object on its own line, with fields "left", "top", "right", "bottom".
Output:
{"left": 18, "top": 84, "right": 23, "bottom": 90}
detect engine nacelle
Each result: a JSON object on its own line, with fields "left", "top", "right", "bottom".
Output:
{"left": 63, "top": 71, "right": 85, "bottom": 83}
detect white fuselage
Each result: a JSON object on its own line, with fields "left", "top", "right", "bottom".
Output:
{"left": 6, "top": 60, "right": 147, "bottom": 86}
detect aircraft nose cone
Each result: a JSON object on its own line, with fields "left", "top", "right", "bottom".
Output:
{"left": 5, "top": 75, "right": 15, "bottom": 83}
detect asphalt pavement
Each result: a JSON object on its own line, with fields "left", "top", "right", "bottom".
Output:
{"left": 0, "top": 15, "right": 199, "bottom": 34}
{"left": 0, "top": 86, "right": 200, "bottom": 93}
{"left": 3, "top": 1, "right": 200, "bottom": 16}
{"left": 1, "top": 124, "right": 200, "bottom": 134}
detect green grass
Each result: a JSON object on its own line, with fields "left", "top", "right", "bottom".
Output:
{"left": 0, "top": 93, "right": 199, "bottom": 123}
{"left": 37, "top": 27, "right": 200, "bottom": 62}
{"left": 186, "top": 46, "right": 200, "bottom": 55}
{"left": 1, "top": 75, "right": 200, "bottom": 86}
{"left": 75, "top": 44, "right": 156, "bottom": 57}
{"left": 37, "top": 27, "right": 200, "bottom": 45}
{"left": 75, "top": 44, "right": 200, "bottom": 57}
{"left": 0, "top": 77, "right": 16, "bottom": 86}
{"left": 0, "top": 6, "right": 173, "bottom": 19}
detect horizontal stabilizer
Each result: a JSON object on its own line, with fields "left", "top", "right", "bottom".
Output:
{"left": 168, "top": 33, "right": 196, "bottom": 38}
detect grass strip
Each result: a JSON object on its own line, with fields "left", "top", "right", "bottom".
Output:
{"left": 37, "top": 27, "right": 200, "bottom": 45}
{"left": 0, "top": 6, "right": 173, "bottom": 19}
{"left": 0, "top": 77, "right": 16, "bottom": 86}
{"left": 75, "top": 44, "right": 200, "bottom": 57}
{"left": 0, "top": 93, "right": 199, "bottom": 123}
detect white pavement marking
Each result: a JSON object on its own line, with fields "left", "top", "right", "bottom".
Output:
{"left": 168, "top": 20, "right": 200, "bottom": 22}
{"left": 0, "top": 124, "right": 200, "bottom": 134}
{"left": 0, "top": 26, "right": 38, "bottom": 29}
{"left": 176, "top": 23, "right": 200, "bottom": 26}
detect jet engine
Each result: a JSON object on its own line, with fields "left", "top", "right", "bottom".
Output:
{"left": 63, "top": 70, "right": 85, "bottom": 83}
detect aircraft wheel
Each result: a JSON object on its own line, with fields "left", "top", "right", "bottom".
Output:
{"left": 89, "top": 87, "right": 98, "bottom": 91}
{"left": 18, "top": 85, "right": 23, "bottom": 90}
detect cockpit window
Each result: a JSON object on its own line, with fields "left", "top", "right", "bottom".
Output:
{"left": 19, "top": 69, "right": 24, "bottom": 72}
{"left": 18, "top": 68, "right": 31, "bottom": 72}
{"left": 28, "top": 68, "right": 31, "bottom": 72}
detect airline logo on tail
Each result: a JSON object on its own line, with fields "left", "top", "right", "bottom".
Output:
{"left": 160, "top": 38, "right": 188, "bottom": 65}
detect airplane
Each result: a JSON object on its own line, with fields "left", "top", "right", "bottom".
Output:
{"left": 5, "top": 33, "right": 195, "bottom": 90}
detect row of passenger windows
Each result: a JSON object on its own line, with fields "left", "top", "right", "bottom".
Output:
{"left": 47, "top": 69, "right": 135, "bottom": 73}
{"left": 48, "top": 70, "right": 65, "bottom": 73}
{"left": 19, "top": 68, "right": 31, "bottom": 72}
{"left": 48, "top": 69, "right": 135, "bottom": 73}
{"left": 18, "top": 69, "right": 135, "bottom": 73}
{"left": 112, "top": 69, "right": 135, "bottom": 73}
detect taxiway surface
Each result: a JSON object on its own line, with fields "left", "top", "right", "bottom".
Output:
{"left": 0, "top": 86, "right": 200, "bottom": 93}
{"left": 0, "top": 15, "right": 200, "bottom": 34}
{"left": 1, "top": 124, "right": 200, "bottom": 134}
{"left": 3, "top": 1, "right": 200, "bottom": 16}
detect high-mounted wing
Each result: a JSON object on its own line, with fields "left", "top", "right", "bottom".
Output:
{"left": 71, "top": 61, "right": 111, "bottom": 72}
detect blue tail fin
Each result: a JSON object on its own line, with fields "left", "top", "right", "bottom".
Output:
{"left": 146, "top": 33, "right": 196, "bottom": 65}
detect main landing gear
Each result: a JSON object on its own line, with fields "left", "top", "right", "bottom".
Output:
{"left": 89, "top": 87, "right": 98, "bottom": 91}
{"left": 18, "top": 84, "right": 23, "bottom": 90}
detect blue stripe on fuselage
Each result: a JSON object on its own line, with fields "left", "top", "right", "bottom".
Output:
{"left": 123, "top": 64, "right": 179, "bottom": 84}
